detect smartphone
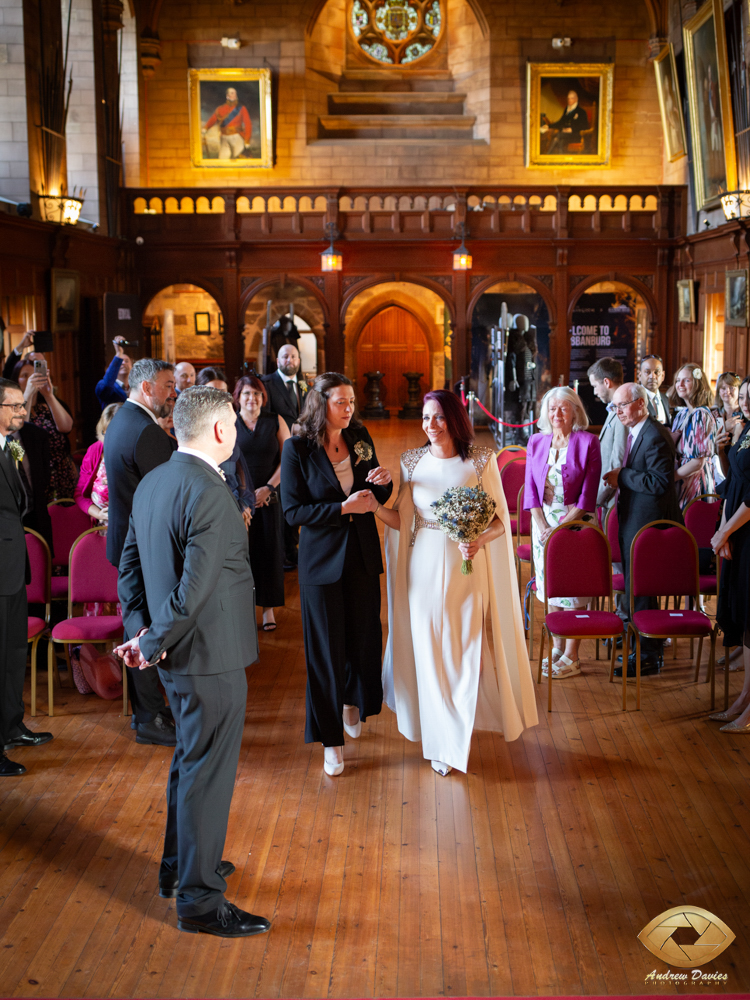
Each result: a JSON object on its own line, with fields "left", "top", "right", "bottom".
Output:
{"left": 33, "top": 359, "right": 47, "bottom": 377}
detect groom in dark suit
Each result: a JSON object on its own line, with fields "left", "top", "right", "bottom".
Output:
{"left": 0, "top": 378, "right": 52, "bottom": 776}
{"left": 116, "top": 386, "right": 269, "bottom": 938}
{"left": 603, "top": 382, "right": 682, "bottom": 676}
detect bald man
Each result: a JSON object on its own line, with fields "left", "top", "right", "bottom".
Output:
{"left": 175, "top": 362, "right": 196, "bottom": 395}
{"left": 602, "top": 382, "right": 682, "bottom": 676}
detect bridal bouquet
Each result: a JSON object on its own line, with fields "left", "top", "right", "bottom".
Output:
{"left": 430, "top": 486, "right": 497, "bottom": 575}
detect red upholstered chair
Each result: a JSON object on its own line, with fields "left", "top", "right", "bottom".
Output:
{"left": 500, "top": 456, "right": 526, "bottom": 538}
{"left": 604, "top": 504, "right": 624, "bottom": 598}
{"left": 515, "top": 481, "right": 532, "bottom": 588}
{"left": 684, "top": 493, "right": 723, "bottom": 676}
{"left": 25, "top": 529, "right": 52, "bottom": 717}
{"left": 536, "top": 520, "right": 623, "bottom": 712}
{"left": 496, "top": 445, "right": 526, "bottom": 473}
{"left": 47, "top": 527, "right": 127, "bottom": 718}
{"left": 48, "top": 499, "right": 92, "bottom": 603}
{"left": 623, "top": 520, "right": 720, "bottom": 712}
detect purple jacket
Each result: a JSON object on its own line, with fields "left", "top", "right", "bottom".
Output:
{"left": 524, "top": 430, "right": 601, "bottom": 513}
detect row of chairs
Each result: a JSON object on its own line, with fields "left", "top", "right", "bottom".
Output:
{"left": 497, "top": 447, "right": 725, "bottom": 713}
{"left": 25, "top": 501, "right": 127, "bottom": 718}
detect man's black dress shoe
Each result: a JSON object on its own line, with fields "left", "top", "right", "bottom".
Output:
{"left": 613, "top": 653, "right": 660, "bottom": 678}
{"left": 177, "top": 901, "right": 271, "bottom": 937}
{"left": 136, "top": 714, "right": 177, "bottom": 746}
{"left": 159, "top": 860, "right": 236, "bottom": 899}
{"left": 4, "top": 724, "right": 53, "bottom": 750}
{"left": 0, "top": 753, "right": 26, "bottom": 776}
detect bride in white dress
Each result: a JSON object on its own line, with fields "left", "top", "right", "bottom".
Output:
{"left": 374, "top": 390, "right": 538, "bottom": 775}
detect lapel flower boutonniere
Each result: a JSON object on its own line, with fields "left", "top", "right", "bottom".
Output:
{"left": 739, "top": 433, "right": 750, "bottom": 452}
{"left": 7, "top": 440, "right": 25, "bottom": 465}
{"left": 298, "top": 379, "right": 309, "bottom": 396}
{"left": 354, "top": 440, "right": 373, "bottom": 466}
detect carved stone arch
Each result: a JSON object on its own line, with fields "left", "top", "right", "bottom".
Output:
{"left": 348, "top": 297, "right": 441, "bottom": 356}
{"left": 340, "top": 273, "right": 456, "bottom": 325}
{"left": 238, "top": 274, "right": 331, "bottom": 326}
{"left": 140, "top": 277, "right": 226, "bottom": 322}
{"left": 466, "top": 273, "right": 557, "bottom": 331}
{"left": 566, "top": 271, "right": 659, "bottom": 329}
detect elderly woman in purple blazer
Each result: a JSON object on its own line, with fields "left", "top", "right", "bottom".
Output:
{"left": 524, "top": 386, "right": 602, "bottom": 679}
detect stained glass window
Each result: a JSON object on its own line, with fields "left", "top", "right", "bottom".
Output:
{"left": 350, "top": 0, "right": 444, "bottom": 65}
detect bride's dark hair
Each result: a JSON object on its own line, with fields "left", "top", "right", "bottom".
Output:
{"left": 295, "top": 372, "right": 363, "bottom": 447}
{"left": 423, "top": 389, "right": 474, "bottom": 460}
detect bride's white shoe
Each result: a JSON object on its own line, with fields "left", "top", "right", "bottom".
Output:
{"left": 324, "top": 746, "right": 344, "bottom": 776}
{"left": 343, "top": 704, "right": 362, "bottom": 739}
{"left": 431, "top": 760, "right": 452, "bottom": 776}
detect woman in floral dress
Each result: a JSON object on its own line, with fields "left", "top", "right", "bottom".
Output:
{"left": 525, "top": 387, "right": 602, "bottom": 678}
{"left": 667, "top": 363, "right": 717, "bottom": 510}
{"left": 13, "top": 356, "right": 77, "bottom": 499}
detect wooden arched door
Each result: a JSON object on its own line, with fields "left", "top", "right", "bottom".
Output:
{"left": 356, "top": 306, "right": 430, "bottom": 410}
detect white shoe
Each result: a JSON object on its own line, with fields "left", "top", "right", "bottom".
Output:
{"left": 324, "top": 746, "right": 344, "bottom": 776}
{"left": 431, "top": 760, "right": 452, "bottom": 776}
{"left": 541, "top": 648, "right": 564, "bottom": 675}
{"left": 343, "top": 705, "right": 361, "bottom": 739}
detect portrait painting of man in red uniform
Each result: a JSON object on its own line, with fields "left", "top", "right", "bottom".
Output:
{"left": 203, "top": 86, "right": 253, "bottom": 160}
{"left": 189, "top": 70, "right": 272, "bottom": 167}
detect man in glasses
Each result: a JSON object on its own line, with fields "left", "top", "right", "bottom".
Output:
{"left": 602, "top": 382, "right": 682, "bottom": 676}
{"left": 0, "top": 378, "right": 53, "bottom": 776}
{"left": 638, "top": 355, "right": 671, "bottom": 426}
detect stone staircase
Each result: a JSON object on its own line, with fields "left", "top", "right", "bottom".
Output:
{"left": 317, "top": 70, "right": 477, "bottom": 143}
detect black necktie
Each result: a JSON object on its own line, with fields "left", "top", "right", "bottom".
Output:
{"left": 286, "top": 379, "right": 299, "bottom": 414}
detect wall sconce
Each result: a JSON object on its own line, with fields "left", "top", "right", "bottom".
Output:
{"left": 720, "top": 191, "right": 750, "bottom": 221}
{"left": 452, "top": 222, "right": 472, "bottom": 270}
{"left": 321, "top": 222, "right": 343, "bottom": 272}
{"left": 39, "top": 194, "right": 84, "bottom": 226}
{"left": 221, "top": 36, "right": 241, "bottom": 49}
{"left": 551, "top": 37, "right": 572, "bottom": 49}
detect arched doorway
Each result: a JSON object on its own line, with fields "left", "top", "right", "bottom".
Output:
{"left": 356, "top": 305, "right": 431, "bottom": 411}
{"left": 570, "top": 280, "right": 648, "bottom": 424}
{"left": 243, "top": 281, "right": 326, "bottom": 374}
{"left": 143, "top": 284, "right": 224, "bottom": 367}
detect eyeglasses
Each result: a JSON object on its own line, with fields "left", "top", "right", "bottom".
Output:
{"left": 612, "top": 399, "right": 640, "bottom": 412}
{"left": 0, "top": 403, "right": 26, "bottom": 412}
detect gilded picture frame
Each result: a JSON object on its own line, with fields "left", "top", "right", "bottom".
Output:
{"left": 677, "top": 279, "right": 696, "bottom": 324}
{"left": 525, "top": 62, "right": 614, "bottom": 168}
{"left": 683, "top": 0, "right": 737, "bottom": 210}
{"left": 725, "top": 269, "right": 748, "bottom": 327}
{"left": 50, "top": 268, "right": 80, "bottom": 332}
{"left": 654, "top": 44, "right": 687, "bottom": 162}
{"left": 188, "top": 68, "right": 273, "bottom": 169}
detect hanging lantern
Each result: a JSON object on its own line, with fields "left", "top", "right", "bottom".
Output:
{"left": 452, "top": 242, "right": 472, "bottom": 270}
{"left": 320, "top": 222, "right": 343, "bottom": 272}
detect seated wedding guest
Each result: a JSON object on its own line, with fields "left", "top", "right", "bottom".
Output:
{"left": 525, "top": 386, "right": 601, "bottom": 679}
{"left": 196, "top": 366, "right": 228, "bottom": 390}
{"left": 13, "top": 418, "right": 53, "bottom": 553}
{"left": 280, "top": 373, "right": 392, "bottom": 776}
{"left": 667, "top": 363, "right": 717, "bottom": 509}
{"left": 712, "top": 372, "right": 743, "bottom": 483}
{"left": 711, "top": 384, "right": 750, "bottom": 732}
{"left": 174, "top": 361, "right": 196, "bottom": 395}
{"left": 638, "top": 354, "right": 671, "bottom": 425}
{"left": 234, "top": 375, "right": 290, "bottom": 631}
{"left": 95, "top": 338, "right": 132, "bottom": 408}
{"left": 13, "top": 356, "right": 77, "bottom": 499}
{"left": 377, "top": 389, "right": 537, "bottom": 777}
{"left": 74, "top": 403, "right": 122, "bottom": 522}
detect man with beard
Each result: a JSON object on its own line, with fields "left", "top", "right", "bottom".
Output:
{"left": 104, "top": 359, "right": 178, "bottom": 745}
{"left": 262, "top": 343, "right": 306, "bottom": 569}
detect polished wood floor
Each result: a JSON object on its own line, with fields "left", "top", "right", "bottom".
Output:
{"left": 1, "top": 421, "right": 749, "bottom": 998}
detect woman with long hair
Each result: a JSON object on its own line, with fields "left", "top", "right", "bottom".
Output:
{"left": 667, "top": 362, "right": 717, "bottom": 509}
{"left": 376, "top": 389, "right": 537, "bottom": 776}
{"left": 280, "top": 373, "right": 393, "bottom": 776}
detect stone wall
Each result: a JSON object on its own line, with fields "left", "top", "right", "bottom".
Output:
{"left": 0, "top": 0, "right": 29, "bottom": 202}
{"left": 64, "top": 0, "right": 99, "bottom": 223}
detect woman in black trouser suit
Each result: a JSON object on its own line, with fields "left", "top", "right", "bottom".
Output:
{"left": 280, "top": 372, "right": 393, "bottom": 776}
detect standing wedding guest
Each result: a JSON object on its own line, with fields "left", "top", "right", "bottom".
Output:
{"left": 13, "top": 419, "right": 53, "bottom": 553}
{"left": 525, "top": 387, "right": 601, "bottom": 678}
{"left": 263, "top": 343, "right": 307, "bottom": 569}
{"left": 588, "top": 357, "right": 627, "bottom": 516}
{"left": 638, "top": 354, "right": 671, "bottom": 425}
{"left": 234, "top": 375, "right": 289, "bottom": 631}
{"left": 194, "top": 371, "right": 254, "bottom": 524}
{"left": 603, "top": 383, "right": 682, "bottom": 677}
{"left": 104, "top": 359, "right": 177, "bottom": 746}
{"left": 14, "top": 356, "right": 77, "bottom": 499}
{"left": 667, "top": 363, "right": 717, "bottom": 509}
{"left": 116, "top": 386, "right": 270, "bottom": 938}
{"left": 74, "top": 402, "right": 121, "bottom": 523}
{"left": 711, "top": 371, "right": 743, "bottom": 483}
{"left": 0, "top": 377, "right": 52, "bottom": 776}
{"left": 174, "top": 361, "right": 196, "bottom": 395}
{"left": 196, "top": 366, "right": 228, "bottom": 390}
{"left": 280, "top": 373, "right": 392, "bottom": 776}
{"left": 377, "top": 389, "right": 537, "bottom": 776}
{"left": 710, "top": 381, "right": 750, "bottom": 731}
{"left": 95, "top": 338, "right": 132, "bottom": 408}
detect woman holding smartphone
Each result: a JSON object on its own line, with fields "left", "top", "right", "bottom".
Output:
{"left": 280, "top": 373, "right": 392, "bottom": 776}
{"left": 713, "top": 372, "right": 745, "bottom": 483}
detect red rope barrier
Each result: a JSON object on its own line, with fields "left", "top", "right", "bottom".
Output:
{"left": 459, "top": 383, "right": 539, "bottom": 428}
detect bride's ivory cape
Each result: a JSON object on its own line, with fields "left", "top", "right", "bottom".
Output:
{"left": 382, "top": 447, "right": 539, "bottom": 748}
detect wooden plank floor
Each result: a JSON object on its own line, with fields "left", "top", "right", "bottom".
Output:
{"left": 1, "top": 420, "right": 749, "bottom": 997}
